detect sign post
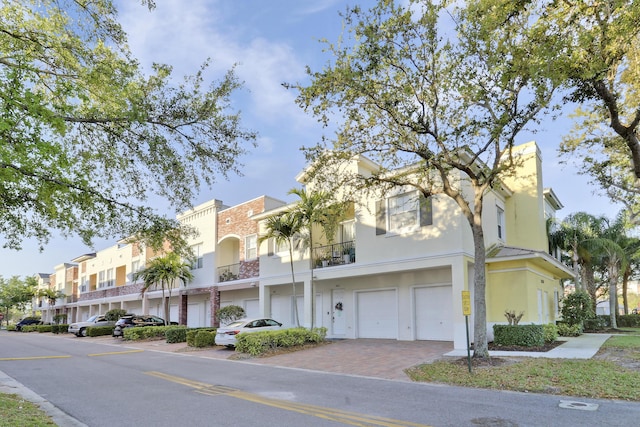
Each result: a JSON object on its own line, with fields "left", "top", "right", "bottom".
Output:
{"left": 461, "top": 291, "right": 472, "bottom": 373}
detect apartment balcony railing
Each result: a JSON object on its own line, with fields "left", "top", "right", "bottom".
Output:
{"left": 313, "top": 241, "right": 355, "bottom": 268}
{"left": 218, "top": 263, "right": 240, "bottom": 282}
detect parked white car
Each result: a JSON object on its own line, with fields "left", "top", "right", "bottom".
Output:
{"left": 68, "top": 315, "right": 114, "bottom": 337}
{"left": 215, "top": 318, "right": 283, "bottom": 348}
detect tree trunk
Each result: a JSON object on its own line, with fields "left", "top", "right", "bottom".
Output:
{"left": 289, "top": 244, "right": 300, "bottom": 328}
{"left": 622, "top": 267, "right": 630, "bottom": 315}
{"left": 608, "top": 262, "right": 618, "bottom": 329}
{"left": 471, "top": 220, "right": 489, "bottom": 358}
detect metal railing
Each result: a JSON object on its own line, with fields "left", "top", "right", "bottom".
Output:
{"left": 218, "top": 263, "right": 240, "bottom": 282}
{"left": 313, "top": 241, "right": 355, "bottom": 268}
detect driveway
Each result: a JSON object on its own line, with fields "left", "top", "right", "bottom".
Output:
{"left": 121, "top": 337, "right": 455, "bottom": 381}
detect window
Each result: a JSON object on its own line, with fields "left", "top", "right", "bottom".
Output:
{"left": 191, "top": 244, "right": 203, "bottom": 270}
{"left": 497, "top": 206, "right": 505, "bottom": 240}
{"left": 377, "top": 191, "right": 432, "bottom": 235}
{"left": 245, "top": 235, "right": 257, "bottom": 260}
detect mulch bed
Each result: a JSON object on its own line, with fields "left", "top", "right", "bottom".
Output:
{"left": 486, "top": 340, "right": 565, "bottom": 352}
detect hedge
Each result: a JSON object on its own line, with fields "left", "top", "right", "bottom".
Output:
{"left": 122, "top": 325, "right": 171, "bottom": 341}
{"left": 86, "top": 325, "right": 116, "bottom": 337}
{"left": 493, "top": 324, "right": 544, "bottom": 347}
{"left": 193, "top": 330, "right": 217, "bottom": 348}
{"left": 52, "top": 324, "right": 69, "bottom": 334}
{"left": 235, "top": 327, "right": 327, "bottom": 356}
{"left": 37, "top": 325, "right": 53, "bottom": 333}
{"left": 165, "top": 326, "right": 188, "bottom": 343}
{"left": 186, "top": 328, "right": 216, "bottom": 347}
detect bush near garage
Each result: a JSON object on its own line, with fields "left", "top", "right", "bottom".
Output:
{"left": 21, "top": 325, "right": 38, "bottom": 333}
{"left": 122, "top": 325, "right": 170, "bottom": 341}
{"left": 193, "top": 330, "right": 217, "bottom": 348}
{"left": 235, "top": 327, "right": 328, "bottom": 356}
{"left": 86, "top": 325, "right": 116, "bottom": 337}
{"left": 6, "top": 324, "right": 16, "bottom": 331}
{"left": 36, "top": 325, "right": 53, "bottom": 333}
{"left": 186, "top": 328, "right": 216, "bottom": 347}
{"left": 51, "top": 324, "right": 69, "bottom": 334}
{"left": 493, "top": 324, "right": 545, "bottom": 347}
{"left": 165, "top": 326, "right": 188, "bottom": 343}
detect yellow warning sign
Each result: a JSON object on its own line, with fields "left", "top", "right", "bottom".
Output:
{"left": 462, "top": 291, "right": 471, "bottom": 316}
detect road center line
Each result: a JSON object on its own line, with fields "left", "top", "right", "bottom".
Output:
{"left": 0, "top": 355, "right": 71, "bottom": 361}
{"left": 145, "top": 371, "right": 431, "bottom": 427}
{"left": 88, "top": 349, "right": 145, "bottom": 357}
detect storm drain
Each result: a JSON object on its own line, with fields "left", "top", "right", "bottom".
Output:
{"left": 559, "top": 400, "right": 599, "bottom": 411}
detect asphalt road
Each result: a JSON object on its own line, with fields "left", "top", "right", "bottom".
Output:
{"left": 1, "top": 331, "right": 639, "bottom": 427}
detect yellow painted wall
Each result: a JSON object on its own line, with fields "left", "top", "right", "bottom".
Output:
{"left": 487, "top": 259, "right": 561, "bottom": 324}
{"left": 502, "top": 142, "right": 548, "bottom": 252}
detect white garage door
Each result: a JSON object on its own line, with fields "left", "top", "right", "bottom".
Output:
{"left": 415, "top": 285, "right": 453, "bottom": 341}
{"left": 357, "top": 289, "right": 398, "bottom": 339}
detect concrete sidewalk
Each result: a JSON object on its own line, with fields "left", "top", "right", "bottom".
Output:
{"left": 445, "top": 333, "right": 611, "bottom": 359}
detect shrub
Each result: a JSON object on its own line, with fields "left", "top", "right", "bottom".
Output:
{"left": 584, "top": 316, "right": 609, "bottom": 331}
{"left": 86, "top": 325, "right": 115, "bottom": 337}
{"left": 216, "top": 305, "right": 245, "bottom": 325}
{"left": 165, "top": 326, "right": 188, "bottom": 343}
{"left": 193, "top": 330, "right": 217, "bottom": 348}
{"left": 542, "top": 323, "right": 558, "bottom": 343}
{"left": 235, "top": 327, "right": 328, "bottom": 356}
{"left": 22, "top": 325, "right": 38, "bottom": 333}
{"left": 617, "top": 314, "right": 640, "bottom": 328}
{"left": 6, "top": 324, "right": 16, "bottom": 331}
{"left": 122, "top": 326, "right": 169, "bottom": 341}
{"left": 53, "top": 314, "right": 67, "bottom": 324}
{"left": 493, "top": 324, "right": 545, "bottom": 347}
{"left": 105, "top": 309, "right": 129, "bottom": 322}
{"left": 557, "top": 322, "right": 582, "bottom": 337}
{"left": 36, "top": 325, "right": 53, "bottom": 333}
{"left": 186, "top": 328, "right": 216, "bottom": 346}
{"left": 560, "top": 291, "right": 594, "bottom": 326}
{"left": 52, "top": 324, "right": 69, "bottom": 334}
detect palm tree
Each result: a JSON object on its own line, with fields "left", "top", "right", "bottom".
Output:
{"left": 548, "top": 212, "right": 607, "bottom": 305}
{"left": 133, "top": 252, "right": 193, "bottom": 325}
{"left": 259, "top": 212, "right": 304, "bottom": 327}
{"left": 585, "top": 213, "right": 635, "bottom": 328}
{"left": 288, "top": 187, "right": 348, "bottom": 329}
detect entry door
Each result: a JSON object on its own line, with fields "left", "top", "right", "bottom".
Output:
{"left": 332, "top": 289, "right": 346, "bottom": 335}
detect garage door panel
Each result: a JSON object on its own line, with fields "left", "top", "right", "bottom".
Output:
{"left": 415, "top": 285, "right": 453, "bottom": 341}
{"left": 357, "top": 290, "right": 397, "bottom": 339}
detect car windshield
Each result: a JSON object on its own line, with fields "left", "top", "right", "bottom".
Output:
{"left": 86, "top": 315, "right": 98, "bottom": 322}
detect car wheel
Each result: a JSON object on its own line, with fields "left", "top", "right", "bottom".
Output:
{"left": 225, "top": 345, "right": 235, "bottom": 349}
{"left": 80, "top": 328, "right": 87, "bottom": 337}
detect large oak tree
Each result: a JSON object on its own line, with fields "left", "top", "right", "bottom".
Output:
{"left": 293, "top": 0, "right": 558, "bottom": 357}
{"left": 0, "top": 0, "right": 255, "bottom": 251}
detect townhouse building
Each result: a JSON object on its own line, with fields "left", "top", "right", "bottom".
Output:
{"left": 31, "top": 141, "right": 571, "bottom": 351}
{"left": 254, "top": 141, "right": 573, "bottom": 349}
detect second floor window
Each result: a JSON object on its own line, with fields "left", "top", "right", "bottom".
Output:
{"left": 497, "top": 206, "right": 505, "bottom": 240}
{"left": 245, "top": 235, "right": 257, "bottom": 260}
{"left": 191, "top": 244, "right": 203, "bottom": 270}
{"left": 377, "top": 191, "right": 432, "bottom": 235}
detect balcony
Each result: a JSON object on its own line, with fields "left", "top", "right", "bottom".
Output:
{"left": 218, "top": 263, "right": 239, "bottom": 282}
{"left": 313, "top": 241, "right": 355, "bottom": 268}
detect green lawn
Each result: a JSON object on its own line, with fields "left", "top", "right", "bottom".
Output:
{"left": 0, "top": 393, "right": 55, "bottom": 427}
{"left": 406, "top": 333, "right": 640, "bottom": 401}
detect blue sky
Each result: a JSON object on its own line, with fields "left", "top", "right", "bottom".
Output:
{"left": 0, "top": 0, "right": 622, "bottom": 279}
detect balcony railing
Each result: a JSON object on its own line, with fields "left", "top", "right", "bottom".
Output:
{"left": 218, "top": 263, "right": 239, "bottom": 282}
{"left": 313, "top": 241, "right": 355, "bottom": 268}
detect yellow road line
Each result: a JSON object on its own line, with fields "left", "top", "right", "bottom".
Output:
{"left": 0, "top": 355, "right": 71, "bottom": 361}
{"left": 88, "top": 349, "right": 144, "bottom": 357}
{"left": 146, "top": 371, "right": 431, "bottom": 427}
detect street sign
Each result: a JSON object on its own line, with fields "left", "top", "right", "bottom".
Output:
{"left": 461, "top": 291, "right": 471, "bottom": 315}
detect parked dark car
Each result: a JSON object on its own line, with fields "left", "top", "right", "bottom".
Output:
{"left": 15, "top": 317, "right": 42, "bottom": 331}
{"left": 112, "top": 315, "right": 174, "bottom": 337}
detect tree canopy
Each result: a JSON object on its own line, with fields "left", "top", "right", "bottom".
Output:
{"left": 538, "top": 0, "right": 640, "bottom": 220}
{"left": 0, "top": 0, "right": 255, "bottom": 251}
{"left": 293, "top": 0, "right": 558, "bottom": 357}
